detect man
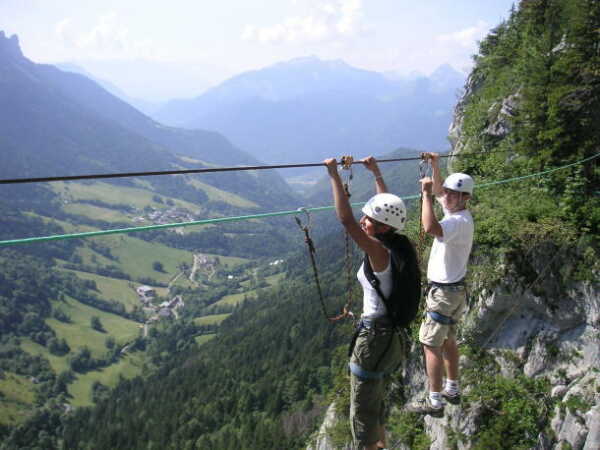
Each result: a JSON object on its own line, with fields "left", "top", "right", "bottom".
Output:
{"left": 408, "top": 152, "right": 474, "bottom": 417}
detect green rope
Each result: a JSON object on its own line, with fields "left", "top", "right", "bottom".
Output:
{"left": 1, "top": 153, "right": 597, "bottom": 247}
{"left": 0, "top": 203, "right": 363, "bottom": 247}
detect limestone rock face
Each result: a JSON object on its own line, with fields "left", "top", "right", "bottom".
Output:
{"left": 583, "top": 404, "right": 600, "bottom": 450}
{"left": 306, "top": 403, "right": 352, "bottom": 450}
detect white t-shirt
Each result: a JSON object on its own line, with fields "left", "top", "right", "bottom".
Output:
{"left": 357, "top": 254, "right": 393, "bottom": 319}
{"left": 427, "top": 209, "right": 474, "bottom": 283}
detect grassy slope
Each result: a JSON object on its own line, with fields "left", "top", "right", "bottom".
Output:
{"left": 62, "top": 203, "right": 132, "bottom": 223}
{"left": 186, "top": 178, "right": 259, "bottom": 208}
{"left": 67, "top": 353, "right": 145, "bottom": 407}
{"left": 50, "top": 181, "right": 200, "bottom": 212}
{"left": 0, "top": 373, "right": 36, "bottom": 426}
{"left": 194, "top": 314, "right": 231, "bottom": 326}
{"left": 209, "top": 272, "right": 285, "bottom": 308}
{"left": 194, "top": 334, "right": 216, "bottom": 346}
{"left": 23, "top": 296, "right": 141, "bottom": 359}
{"left": 18, "top": 294, "right": 144, "bottom": 408}
{"left": 60, "top": 269, "right": 140, "bottom": 311}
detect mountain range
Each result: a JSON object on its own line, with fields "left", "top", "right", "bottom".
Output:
{"left": 152, "top": 57, "right": 465, "bottom": 166}
{"left": 0, "top": 31, "right": 297, "bottom": 213}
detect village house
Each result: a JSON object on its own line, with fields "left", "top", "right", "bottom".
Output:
{"left": 136, "top": 285, "right": 155, "bottom": 304}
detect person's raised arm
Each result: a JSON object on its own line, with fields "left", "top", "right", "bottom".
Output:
{"left": 420, "top": 177, "right": 443, "bottom": 238}
{"left": 325, "top": 158, "right": 389, "bottom": 270}
{"left": 423, "top": 152, "right": 443, "bottom": 197}
{"left": 325, "top": 158, "right": 355, "bottom": 226}
{"left": 362, "top": 156, "right": 388, "bottom": 194}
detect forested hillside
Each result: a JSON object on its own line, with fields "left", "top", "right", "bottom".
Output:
{"left": 1, "top": 231, "right": 361, "bottom": 449}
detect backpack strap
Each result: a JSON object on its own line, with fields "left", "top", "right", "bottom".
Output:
{"left": 362, "top": 253, "right": 405, "bottom": 327}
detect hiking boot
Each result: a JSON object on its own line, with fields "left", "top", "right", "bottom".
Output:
{"left": 406, "top": 398, "right": 444, "bottom": 417}
{"left": 442, "top": 389, "right": 461, "bottom": 405}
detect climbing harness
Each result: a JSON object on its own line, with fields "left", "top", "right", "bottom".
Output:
{"left": 427, "top": 310, "right": 457, "bottom": 325}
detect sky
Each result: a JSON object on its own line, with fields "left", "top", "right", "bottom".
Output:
{"left": 0, "top": 0, "right": 517, "bottom": 101}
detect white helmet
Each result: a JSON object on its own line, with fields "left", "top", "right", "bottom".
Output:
{"left": 443, "top": 173, "right": 474, "bottom": 195}
{"left": 361, "top": 193, "right": 407, "bottom": 231}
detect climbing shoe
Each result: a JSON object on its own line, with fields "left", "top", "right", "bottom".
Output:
{"left": 406, "top": 398, "right": 444, "bottom": 417}
{"left": 442, "top": 389, "right": 461, "bottom": 405}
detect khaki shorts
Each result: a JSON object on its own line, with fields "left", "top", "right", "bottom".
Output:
{"left": 350, "top": 327, "right": 404, "bottom": 447}
{"left": 419, "top": 285, "right": 467, "bottom": 348}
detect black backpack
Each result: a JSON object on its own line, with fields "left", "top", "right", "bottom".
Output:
{"left": 363, "top": 233, "right": 422, "bottom": 329}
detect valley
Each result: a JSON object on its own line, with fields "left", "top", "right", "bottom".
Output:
{"left": 1, "top": 2, "right": 599, "bottom": 446}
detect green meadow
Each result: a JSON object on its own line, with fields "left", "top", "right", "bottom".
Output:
{"left": 50, "top": 298, "right": 139, "bottom": 354}
{"left": 186, "top": 178, "right": 259, "bottom": 208}
{"left": 194, "top": 314, "right": 231, "bottom": 326}
{"left": 67, "top": 352, "right": 145, "bottom": 407}
{"left": 19, "top": 292, "right": 145, "bottom": 408}
{"left": 23, "top": 296, "right": 141, "bottom": 363}
{"left": 21, "top": 339, "right": 71, "bottom": 373}
{"left": 79, "top": 234, "right": 195, "bottom": 284}
{"left": 51, "top": 181, "right": 200, "bottom": 212}
{"left": 209, "top": 272, "right": 284, "bottom": 309}
{"left": 194, "top": 334, "right": 216, "bottom": 346}
{"left": 60, "top": 269, "right": 140, "bottom": 311}
{"left": 0, "top": 373, "right": 36, "bottom": 426}
{"left": 63, "top": 203, "right": 132, "bottom": 224}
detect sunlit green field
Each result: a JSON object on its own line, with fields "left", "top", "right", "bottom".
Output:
{"left": 21, "top": 339, "right": 71, "bottom": 373}
{"left": 194, "top": 334, "right": 216, "bottom": 346}
{"left": 60, "top": 269, "right": 141, "bottom": 311}
{"left": 67, "top": 352, "right": 145, "bottom": 407}
{"left": 209, "top": 272, "right": 285, "bottom": 308}
{"left": 0, "top": 373, "right": 36, "bottom": 426}
{"left": 51, "top": 181, "right": 200, "bottom": 211}
{"left": 186, "top": 178, "right": 258, "bottom": 208}
{"left": 63, "top": 203, "right": 132, "bottom": 223}
{"left": 78, "top": 234, "right": 194, "bottom": 283}
{"left": 20, "top": 297, "right": 141, "bottom": 365}
{"left": 194, "top": 314, "right": 231, "bottom": 326}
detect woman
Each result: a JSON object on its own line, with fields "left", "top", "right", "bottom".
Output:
{"left": 325, "top": 156, "right": 416, "bottom": 450}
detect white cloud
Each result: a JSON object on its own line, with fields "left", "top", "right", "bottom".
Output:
{"left": 55, "top": 18, "right": 72, "bottom": 39}
{"left": 436, "top": 20, "right": 490, "bottom": 49}
{"left": 242, "top": 0, "right": 367, "bottom": 45}
{"left": 53, "top": 12, "right": 168, "bottom": 61}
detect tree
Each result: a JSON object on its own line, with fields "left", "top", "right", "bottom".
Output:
{"left": 91, "top": 316, "right": 105, "bottom": 333}
{"left": 153, "top": 261, "right": 165, "bottom": 273}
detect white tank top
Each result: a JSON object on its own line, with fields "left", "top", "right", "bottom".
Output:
{"left": 357, "top": 254, "right": 393, "bottom": 319}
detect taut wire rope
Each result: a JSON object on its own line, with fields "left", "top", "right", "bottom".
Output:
{"left": 0, "top": 152, "right": 598, "bottom": 247}
{"left": 0, "top": 148, "right": 515, "bottom": 185}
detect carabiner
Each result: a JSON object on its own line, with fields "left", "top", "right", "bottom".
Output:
{"left": 295, "top": 207, "right": 312, "bottom": 231}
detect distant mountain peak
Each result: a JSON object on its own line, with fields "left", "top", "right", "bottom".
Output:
{"left": 0, "top": 30, "right": 24, "bottom": 60}
{"left": 281, "top": 55, "right": 350, "bottom": 69}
